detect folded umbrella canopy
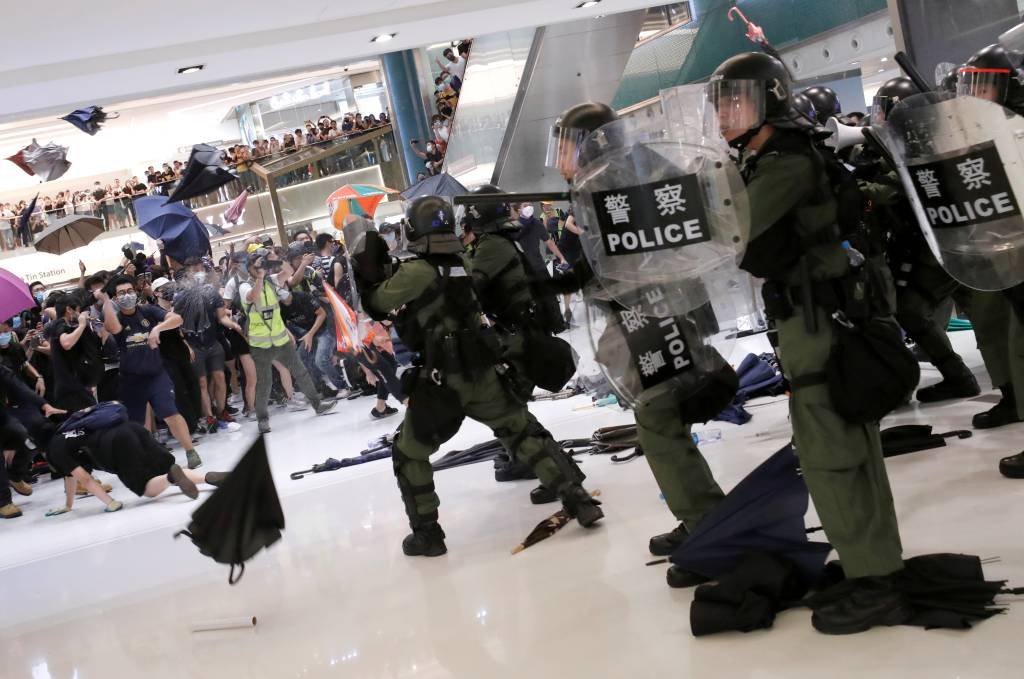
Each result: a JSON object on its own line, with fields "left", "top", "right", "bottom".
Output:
{"left": 33, "top": 215, "right": 104, "bottom": 255}
{"left": 175, "top": 436, "right": 284, "bottom": 584}
{"left": 17, "top": 195, "right": 38, "bottom": 246}
{"left": 0, "top": 267, "right": 35, "bottom": 322}
{"left": 135, "top": 196, "right": 210, "bottom": 263}
{"left": 326, "top": 184, "right": 398, "bottom": 229}
{"left": 222, "top": 188, "right": 249, "bottom": 225}
{"left": 166, "top": 144, "right": 238, "bottom": 204}
{"left": 60, "top": 105, "right": 117, "bottom": 135}
{"left": 399, "top": 172, "right": 468, "bottom": 201}
{"left": 671, "top": 445, "right": 832, "bottom": 584}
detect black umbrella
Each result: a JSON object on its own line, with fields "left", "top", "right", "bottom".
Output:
{"left": 17, "top": 195, "right": 38, "bottom": 247}
{"left": 33, "top": 215, "right": 105, "bottom": 255}
{"left": 671, "top": 445, "right": 832, "bottom": 584}
{"left": 175, "top": 436, "right": 284, "bottom": 584}
{"left": 60, "top": 106, "right": 117, "bottom": 135}
{"left": 399, "top": 172, "right": 468, "bottom": 201}
{"left": 165, "top": 144, "right": 237, "bottom": 205}
{"left": 881, "top": 424, "right": 972, "bottom": 458}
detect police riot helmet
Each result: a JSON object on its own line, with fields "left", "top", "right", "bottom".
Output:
{"left": 959, "top": 43, "right": 1024, "bottom": 111}
{"left": 792, "top": 91, "right": 818, "bottom": 123}
{"left": 870, "top": 77, "right": 920, "bottom": 123}
{"left": 404, "top": 195, "right": 463, "bottom": 254}
{"left": 547, "top": 101, "right": 619, "bottom": 180}
{"left": 802, "top": 86, "right": 842, "bottom": 123}
{"left": 463, "top": 184, "right": 512, "bottom": 233}
{"left": 707, "top": 52, "right": 792, "bottom": 147}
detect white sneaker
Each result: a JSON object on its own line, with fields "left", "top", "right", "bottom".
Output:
{"left": 335, "top": 388, "right": 353, "bottom": 399}
{"left": 286, "top": 399, "right": 307, "bottom": 412}
{"left": 218, "top": 420, "right": 242, "bottom": 433}
{"left": 292, "top": 392, "right": 309, "bottom": 404}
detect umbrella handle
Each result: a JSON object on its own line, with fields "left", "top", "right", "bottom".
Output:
{"left": 940, "top": 430, "right": 973, "bottom": 440}
{"left": 290, "top": 469, "right": 314, "bottom": 480}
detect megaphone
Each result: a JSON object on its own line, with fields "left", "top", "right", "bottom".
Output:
{"left": 825, "top": 116, "right": 867, "bottom": 151}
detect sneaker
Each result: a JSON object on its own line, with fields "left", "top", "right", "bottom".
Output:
{"left": 0, "top": 503, "right": 23, "bottom": 519}
{"left": 346, "top": 390, "right": 363, "bottom": 400}
{"left": 204, "top": 471, "right": 229, "bottom": 487}
{"left": 370, "top": 405, "right": 398, "bottom": 420}
{"left": 218, "top": 420, "right": 242, "bottom": 433}
{"left": 224, "top": 404, "right": 239, "bottom": 415}
{"left": 196, "top": 417, "right": 218, "bottom": 436}
{"left": 335, "top": 387, "right": 353, "bottom": 399}
{"left": 240, "top": 409, "right": 257, "bottom": 421}
{"left": 218, "top": 410, "right": 237, "bottom": 423}
{"left": 186, "top": 450, "right": 203, "bottom": 470}
{"left": 292, "top": 392, "right": 309, "bottom": 404}
{"left": 649, "top": 523, "right": 689, "bottom": 556}
{"left": 227, "top": 393, "right": 243, "bottom": 407}
{"left": 315, "top": 399, "right": 339, "bottom": 416}
{"left": 286, "top": 398, "right": 307, "bottom": 412}
{"left": 258, "top": 419, "right": 272, "bottom": 435}
{"left": 401, "top": 522, "right": 447, "bottom": 557}
{"left": 168, "top": 464, "right": 199, "bottom": 500}
{"left": 10, "top": 480, "right": 33, "bottom": 497}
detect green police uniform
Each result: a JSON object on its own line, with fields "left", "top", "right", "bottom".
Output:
{"left": 741, "top": 129, "right": 904, "bottom": 578}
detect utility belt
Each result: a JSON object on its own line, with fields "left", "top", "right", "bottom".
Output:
{"left": 423, "top": 326, "right": 502, "bottom": 379}
{"left": 762, "top": 259, "right": 883, "bottom": 332}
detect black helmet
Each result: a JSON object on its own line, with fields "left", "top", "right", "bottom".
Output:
{"left": 463, "top": 184, "right": 511, "bottom": 233}
{"left": 792, "top": 91, "right": 818, "bottom": 123}
{"left": 707, "top": 52, "right": 792, "bottom": 146}
{"left": 959, "top": 44, "right": 1024, "bottom": 110}
{"left": 547, "top": 102, "right": 619, "bottom": 178}
{"left": 870, "top": 77, "right": 920, "bottom": 122}
{"left": 404, "top": 195, "right": 455, "bottom": 243}
{"left": 802, "top": 86, "right": 841, "bottom": 123}
{"left": 939, "top": 66, "right": 960, "bottom": 94}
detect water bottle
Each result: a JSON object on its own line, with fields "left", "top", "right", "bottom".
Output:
{"left": 841, "top": 240, "right": 866, "bottom": 268}
{"left": 692, "top": 428, "right": 722, "bottom": 445}
{"left": 593, "top": 394, "right": 618, "bottom": 407}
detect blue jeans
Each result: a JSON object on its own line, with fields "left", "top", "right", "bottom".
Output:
{"left": 309, "top": 326, "right": 349, "bottom": 390}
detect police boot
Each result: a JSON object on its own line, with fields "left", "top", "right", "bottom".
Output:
{"left": 560, "top": 485, "right": 603, "bottom": 527}
{"left": 810, "top": 576, "right": 911, "bottom": 635}
{"left": 916, "top": 357, "right": 980, "bottom": 403}
{"left": 494, "top": 454, "right": 537, "bottom": 482}
{"left": 529, "top": 484, "right": 557, "bottom": 505}
{"left": 999, "top": 451, "right": 1024, "bottom": 478}
{"left": 972, "top": 384, "right": 1022, "bottom": 429}
{"left": 402, "top": 521, "right": 447, "bottom": 557}
{"left": 649, "top": 523, "right": 689, "bottom": 557}
{"left": 666, "top": 565, "right": 709, "bottom": 589}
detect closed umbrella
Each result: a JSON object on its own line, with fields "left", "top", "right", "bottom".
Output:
{"left": 135, "top": 196, "right": 210, "bottom": 263}
{"left": 222, "top": 188, "right": 249, "bottom": 225}
{"left": 166, "top": 144, "right": 238, "bottom": 204}
{"left": 60, "top": 106, "right": 117, "bottom": 136}
{"left": 0, "top": 267, "right": 35, "bottom": 322}
{"left": 33, "top": 215, "right": 104, "bottom": 255}
{"left": 17, "top": 195, "right": 38, "bottom": 247}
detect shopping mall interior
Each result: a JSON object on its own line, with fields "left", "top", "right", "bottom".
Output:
{"left": 2, "top": 1, "right": 1024, "bottom": 676}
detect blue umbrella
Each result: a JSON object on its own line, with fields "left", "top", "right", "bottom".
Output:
{"left": 135, "top": 196, "right": 210, "bottom": 263}
{"left": 399, "top": 172, "right": 468, "bottom": 201}
{"left": 60, "top": 106, "right": 116, "bottom": 136}
{"left": 671, "top": 445, "right": 832, "bottom": 584}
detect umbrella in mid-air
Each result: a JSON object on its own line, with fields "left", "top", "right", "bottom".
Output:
{"left": 135, "top": 196, "right": 210, "bottom": 263}
{"left": 23, "top": 139, "right": 72, "bottom": 181}
{"left": 60, "top": 105, "right": 117, "bottom": 135}
{"left": 6, "top": 140, "right": 39, "bottom": 176}
{"left": 222, "top": 187, "right": 249, "bottom": 225}
{"left": 0, "top": 268, "right": 35, "bottom": 322}
{"left": 33, "top": 215, "right": 104, "bottom": 255}
{"left": 326, "top": 184, "right": 398, "bottom": 229}
{"left": 399, "top": 172, "right": 467, "bottom": 201}
{"left": 166, "top": 144, "right": 238, "bottom": 205}
{"left": 17, "top": 195, "right": 38, "bottom": 247}
{"left": 175, "top": 435, "right": 285, "bottom": 584}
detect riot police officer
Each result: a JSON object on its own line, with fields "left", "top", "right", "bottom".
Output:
{"left": 352, "top": 196, "right": 603, "bottom": 556}
{"left": 708, "top": 52, "right": 905, "bottom": 628}
{"left": 801, "top": 85, "right": 842, "bottom": 125}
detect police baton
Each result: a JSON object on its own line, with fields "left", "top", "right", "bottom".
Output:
{"left": 894, "top": 51, "right": 935, "bottom": 94}
{"left": 452, "top": 191, "right": 570, "bottom": 206}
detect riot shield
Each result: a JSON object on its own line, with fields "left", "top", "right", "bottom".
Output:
{"left": 583, "top": 272, "right": 745, "bottom": 410}
{"left": 571, "top": 106, "right": 750, "bottom": 315}
{"left": 875, "top": 93, "right": 1024, "bottom": 290}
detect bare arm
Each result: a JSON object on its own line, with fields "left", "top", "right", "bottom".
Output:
{"left": 244, "top": 275, "right": 265, "bottom": 304}
{"left": 101, "top": 295, "right": 122, "bottom": 335}
{"left": 71, "top": 467, "right": 114, "bottom": 505}
{"left": 544, "top": 238, "right": 567, "bottom": 263}
{"left": 60, "top": 313, "right": 91, "bottom": 351}
{"left": 153, "top": 310, "right": 182, "bottom": 333}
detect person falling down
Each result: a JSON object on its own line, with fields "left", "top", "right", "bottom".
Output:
{"left": 44, "top": 420, "right": 228, "bottom": 516}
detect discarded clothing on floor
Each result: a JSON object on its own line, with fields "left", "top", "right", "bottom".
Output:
{"left": 713, "top": 354, "right": 786, "bottom": 426}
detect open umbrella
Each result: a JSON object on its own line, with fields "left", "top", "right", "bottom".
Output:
{"left": 399, "top": 172, "right": 468, "bottom": 201}
{"left": 166, "top": 144, "right": 238, "bottom": 205}
{"left": 6, "top": 140, "right": 39, "bottom": 176}
{"left": 33, "top": 215, "right": 104, "bottom": 255}
{"left": 135, "top": 196, "right": 210, "bottom": 263}
{"left": 670, "top": 445, "right": 832, "bottom": 584}
{"left": 60, "top": 106, "right": 117, "bottom": 136}
{"left": 21, "top": 139, "right": 72, "bottom": 181}
{"left": 0, "top": 267, "right": 35, "bottom": 322}
{"left": 326, "top": 184, "right": 398, "bottom": 229}
{"left": 174, "top": 435, "right": 285, "bottom": 584}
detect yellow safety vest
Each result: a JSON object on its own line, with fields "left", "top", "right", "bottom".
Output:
{"left": 246, "top": 280, "right": 289, "bottom": 349}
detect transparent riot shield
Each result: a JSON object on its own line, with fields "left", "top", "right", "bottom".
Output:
{"left": 875, "top": 92, "right": 1024, "bottom": 291}
{"left": 583, "top": 270, "right": 745, "bottom": 410}
{"left": 571, "top": 110, "right": 750, "bottom": 315}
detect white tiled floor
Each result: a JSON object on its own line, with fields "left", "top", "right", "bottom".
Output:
{"left": 3, "top": 329, "right": 1024, "bottom": 679}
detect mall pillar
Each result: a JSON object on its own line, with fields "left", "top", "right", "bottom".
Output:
{"left": 381, "top": 50, "right": 433, "bottom": 186}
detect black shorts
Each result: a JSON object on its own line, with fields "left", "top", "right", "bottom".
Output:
{"left": 189, "top": 341, "right": 226, "bottom": 379}
{"left": 226, "top": 328, "right": 250, "bottom": 357}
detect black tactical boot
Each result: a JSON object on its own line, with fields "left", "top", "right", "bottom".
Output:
{"left": 560, "top": 485, "right": 604, "bottom": 527}
{"left": 649, "top": 523, "right": 689, "bottom": 556}
{"left": 402, "top": 521, "right": 447, "bottom": 557}
{"left": 529, "top": 484, "right": 557, "bottom": 505}
{"left": 999, "top": 451, "right": 1024, "bottom": 478}
{"left": 916, "top": 357, "right": 980, "bottom": 403}
{"left": 494, "top": 456, "right": 537, "bottom": 482}
{"left": 810, "top": 577, "right": 910, "bottom": 635}
{"left": 972, "top": 384, "right": 1022, "bottom": 429}
{"left": 666, "top": 565, "right": 710, "bottom": 589}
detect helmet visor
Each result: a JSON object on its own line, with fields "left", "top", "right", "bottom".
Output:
{"left": 957, "top": 67, "right": 1009, "bottom": 103}
{"left": 869, "top": 94, "right": 892, "bottom": 123}
{"left": 546, "top": 125, "right": 588, "bottom": 177}
{"left": 705, "top": 79, "right": 766, "bottom": 140}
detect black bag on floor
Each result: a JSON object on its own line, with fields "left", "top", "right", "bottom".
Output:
{"left": 826, "top": 314, "right": 919, "bottom": 424}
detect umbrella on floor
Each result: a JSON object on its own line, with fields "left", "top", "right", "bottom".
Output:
{"left": 326, "top": 184, "right": 398, "bottom": 229}
{"left": 511, "top": 491, "right": 601, "bottom": 554}
{"left": 60, "top": 105, "right": 117, "bottom": 135}
{"left": 33, "top": 215, "right": 104, "bottom": 255}
{"left": 670, "top": 444, "right": 832, "bottom": 584}
{"left": 881, "top": 424, "right": 972, "bottom": 458}
{"left": 399, "top": 172, "right": 468, "bottom": 201}
{"left": 223, "top": 188, "right": 249, "bottom": 225}
{"left": 0, "top": 268, "right": 35, "bottom": 322}
{"left": 174, "top": 435, "right": 285, "bottom": 585}
{"left": 166, "top": 144, "right": 238, "bottom": 204}
{"left": 135, "top": 196, "right": 210, "bottom": 263}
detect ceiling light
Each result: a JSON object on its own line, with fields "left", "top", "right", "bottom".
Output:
{"left": 371, "top": 33, "right": 396, "bottom": 43}
{"left": 576, "top": 1, "right": 601, "bottom": 8}
{"left": 881, "top": 57, "right": 889, "bottom": 62}
{"left": 177, "top": 64, "right": 205, "bottom": 74}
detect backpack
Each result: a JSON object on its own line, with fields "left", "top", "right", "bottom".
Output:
{"left": 57, "top": 401, "right": 128, "bottom": 434}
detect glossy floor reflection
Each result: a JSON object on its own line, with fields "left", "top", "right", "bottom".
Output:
{"left": 3, "top": 330, "right": 1023, "bottom": 678}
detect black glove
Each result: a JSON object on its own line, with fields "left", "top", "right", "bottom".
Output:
{"left": 351, "top": 230, "right": 393, "bottom": 286}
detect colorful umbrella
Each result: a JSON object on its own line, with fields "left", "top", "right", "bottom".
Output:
{"left": 223, "top": 188, "right": 249, "bottom": 226}
{"left": 325, "top": 184, "right": 398, "bottom": 229}
{"left": 0, "top": 267, "right": 35, "bottom": 323}
{"left": 322, "top": 282, "right": 363, "bottom": 354}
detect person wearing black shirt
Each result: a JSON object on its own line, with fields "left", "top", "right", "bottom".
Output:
{"left": 99, "top": 276, "right": 202, "bottom": 470}
{"left": 154, "top": 280, "right": 203, "bottom": 434}
{"left": 556, "top": 209, "right": 584, "bottom": 325}
{"left": 45, "top": 291, "right": 102, "bottom": 412}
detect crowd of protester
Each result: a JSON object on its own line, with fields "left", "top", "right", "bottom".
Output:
{"left": 409, "top": 41, "right": 472, "bottom": 178}
{"left": 0, "top": 225, "right": 410, "bottom": 519}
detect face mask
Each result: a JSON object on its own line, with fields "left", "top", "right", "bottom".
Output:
{"left": 520, "top": 205, "right": 535, "bottom": 219}
{"left": 11, "top": 316, "right": 21, "bottom": 330}
{"left": 0, "top": 332, "right": 12, "bottom": 347}
{"left": 33, "top": 291, "right": 44, "bottom": 304}
{"left": 193, "top": 271, "right": 207, "bottom": 284}
{"left": 115, "top": 293, "right": 138, "bottom": 310}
